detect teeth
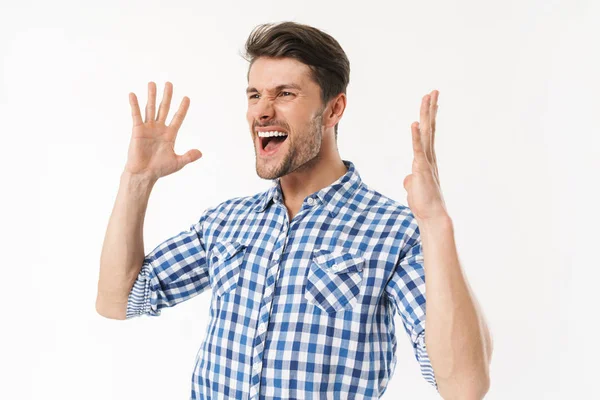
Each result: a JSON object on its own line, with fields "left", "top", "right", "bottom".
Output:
{"left": 257, "top": 131, "right": 288, "bottom": 138}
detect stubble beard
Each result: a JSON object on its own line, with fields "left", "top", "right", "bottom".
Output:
{"left": 255, "top": 111, "right": 324, "bottom": 180}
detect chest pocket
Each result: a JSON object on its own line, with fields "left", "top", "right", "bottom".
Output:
{"left": 304, "top": 248, "right": 365, "bottom": 314}
{"left": 209, "top": 241, "right": 246, "bottom": 298}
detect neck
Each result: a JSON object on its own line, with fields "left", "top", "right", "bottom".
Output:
{"left": 279, "top": 153, "right": 347, "bottom": 207}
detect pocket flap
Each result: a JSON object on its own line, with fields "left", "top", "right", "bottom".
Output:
{"left": 312, "top": 248, "right": 365, "bottom": 274}
{"left": 211, "top": 241, "right": 246, "bottom": 263}
{"left": 209, "top": 241, "right": 246, "bottom": 298}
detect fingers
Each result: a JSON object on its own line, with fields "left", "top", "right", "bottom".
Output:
{"left": 413, "top": 90, "right": 442, "bottom": 182}
{"left": 157, "top": 82, "right": 173, "bottom": 123}
{"left": 132, "top": 81, "right": 176, "bottom": 125}
{"left": 418, "top": 90, "right": 440, "bottom": 162}
{"left": 411, "top": 121, "right": 424, "bottom": 156}
{"left": 419, "top": 94, "right": 432, "bottom": 159}
{"left": 129, "top": 92, "right": 143, "bottom": 127}
{"left": 169, "top": 96, "right": 190, "bottom": 132}
{"left": 144, "top": 81, "right": 157, "bottom": 123}
{"left": 430, "top": 90, "right": 439, "bottom": 153}
{"left": 430, "top": 90, "right": 439, "bottom": 165}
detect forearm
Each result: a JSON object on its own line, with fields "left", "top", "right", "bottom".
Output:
{"left": 419, "top": 216, "right": 492, "bottom": 399}
{"left": 96, "top": 171, "right": 156, "bottom": 319}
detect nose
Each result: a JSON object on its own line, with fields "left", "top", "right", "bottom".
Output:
{"left": 251, "top": 96, "right": 275, "bottom": 122}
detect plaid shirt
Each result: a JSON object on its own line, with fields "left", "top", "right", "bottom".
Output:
{"left": 126, "top": 160, "right": 438, "bottom": 399}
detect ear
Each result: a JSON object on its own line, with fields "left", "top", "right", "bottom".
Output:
{"left": 323, "top": 93, "right": 346, "bottom": 129}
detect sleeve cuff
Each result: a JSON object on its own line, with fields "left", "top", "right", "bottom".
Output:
{"left": 415, "top": 330, "right": 438, "bottom": 391}
{"left": 125, "top": 261, "right": 161, "bottom": 319}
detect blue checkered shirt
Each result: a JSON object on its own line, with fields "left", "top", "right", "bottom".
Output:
{"left": 126, "top": 160, "right": 438, "bottom": 399}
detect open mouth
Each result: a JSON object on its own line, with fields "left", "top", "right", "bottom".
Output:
{"left": 258, "top": 132, "right": 289, "bottom": 155}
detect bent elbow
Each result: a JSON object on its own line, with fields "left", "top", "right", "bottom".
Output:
{"left": 438, "top": 370, "right": 490, "bottom": 400}
{"left": 95, "top": 295, "right": 128, "bottom": 320}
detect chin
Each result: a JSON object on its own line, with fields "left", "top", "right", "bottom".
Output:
{"left": 255, "top": 155, "right": 292, "bottom": 180}
{"left": 255, "top": 163, "right": 283, "bottom": 180}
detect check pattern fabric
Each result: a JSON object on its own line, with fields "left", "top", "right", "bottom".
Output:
{"left": 126, "top": 160, "right": 438, "bottom": 399}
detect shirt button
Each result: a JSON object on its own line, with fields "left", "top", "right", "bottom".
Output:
{"left": 273, "top": 253, "right": 279, "bottom": 261}
{"left": 331, "top": 264, "right": 339, "bottom": 272}
{"left": 253, "top": 363, "right": 261, "bottom": 372}
{"left": 307, "top": 197, "right": 315, "bottom": 206}
{"left": 258, "top": 324, "right": 266, "bottom": 334}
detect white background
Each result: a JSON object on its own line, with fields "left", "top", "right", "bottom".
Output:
{"left": 1, "top": 0, "right": 598, "bottom": 398}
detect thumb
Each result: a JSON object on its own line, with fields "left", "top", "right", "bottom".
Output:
{"left": 403, "top": 174, "right": 412, "bottom": 190}
{"left": 177, "top": 149, "right": 203, "bottom": 169}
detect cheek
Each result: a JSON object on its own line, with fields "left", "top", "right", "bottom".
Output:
{"left": 280, "top": 107, "right": 305, "bottom": 127}
{"left": 290, "top": 104, "right": 316, "bottom": 123}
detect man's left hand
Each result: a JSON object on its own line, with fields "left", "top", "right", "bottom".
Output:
{"left": 403, "top": 90, "right": 449, "bottom": 222}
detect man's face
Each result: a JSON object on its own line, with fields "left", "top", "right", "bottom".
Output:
{"left": 246, "top": 57, "right": 326, "bottom": 180}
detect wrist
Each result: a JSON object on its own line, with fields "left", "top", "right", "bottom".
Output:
{"left": 416, "top": 214, "right": 453, "bottom": 232}
{"left": 120, "top": 170, "right": 157, "bottom": 192}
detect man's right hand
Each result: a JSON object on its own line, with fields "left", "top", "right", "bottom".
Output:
{"left": 125, "top": 81, "right": 202, "bottom": 181}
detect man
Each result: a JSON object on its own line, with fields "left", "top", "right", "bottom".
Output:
{"left": 96, "top": 22, "right": 492, "bottom": 399}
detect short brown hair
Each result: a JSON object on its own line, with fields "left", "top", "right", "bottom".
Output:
{"left": 242, "top": 21, "right": 350, "bottom": 139}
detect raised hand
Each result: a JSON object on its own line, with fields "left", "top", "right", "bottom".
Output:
{"left": 403, "top": 90, "right": 449, "bottom": 222}
{"left": 124, "top": 81, "right": 202, "bottom": 181}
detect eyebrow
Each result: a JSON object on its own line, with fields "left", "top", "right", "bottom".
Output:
{"left": 246, "top": 83, "right": 302, "bottom": 94}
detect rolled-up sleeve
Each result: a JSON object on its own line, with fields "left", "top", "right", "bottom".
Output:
{"left": 384, "top": 223, "right": 438, "bottom": 390}
{"left": 125, "top": 212, "right": 210, "bottom": 319}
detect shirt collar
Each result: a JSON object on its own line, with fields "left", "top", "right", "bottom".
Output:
{"left": 253, "top": 160, "right": 363, "bottom": 218}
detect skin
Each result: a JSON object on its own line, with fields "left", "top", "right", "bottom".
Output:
{"left": 98, "top": 55, "right": 491, "bottom": 399}
{"left": 245, "top": 58, "right": 492, "bottom": 396}
{"left": 407, "top": 92, "right": 493, "bottom": 399}
{"left": 246, "top": 56, "right": 347, "bottom": 220}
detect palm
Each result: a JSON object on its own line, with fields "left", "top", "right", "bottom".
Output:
{"left": 124, "top": 82, "right": 202, "bottom": 181}
{"left": 127, "top": 121, "right": 178, "bottom": 177}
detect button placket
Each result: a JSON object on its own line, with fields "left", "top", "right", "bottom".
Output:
{"left": 250, "top": 215, "right": 289, "bottom": 398}
{"left": 264, "top": 285, "right": 273, "bottom": 297}
{"left": 251, "top": 245, "right": 283, "bottom": 396}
